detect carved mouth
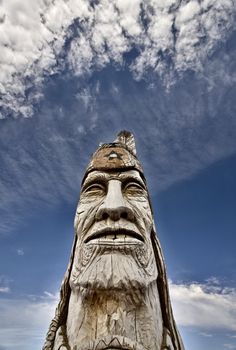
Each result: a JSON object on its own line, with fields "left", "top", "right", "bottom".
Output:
{"left": 85, "top": 228, "right": 144, "bottom": 245}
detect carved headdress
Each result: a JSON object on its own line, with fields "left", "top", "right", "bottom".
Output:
{"left": 82, "top": 130, "right": 143, "bottom": 180}
{"left": 43, "top": 131, "right": 184, "bottom": 350}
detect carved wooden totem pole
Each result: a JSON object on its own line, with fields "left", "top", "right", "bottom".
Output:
{"left": 43, "top": 131, "right": 184, "bottom": 350}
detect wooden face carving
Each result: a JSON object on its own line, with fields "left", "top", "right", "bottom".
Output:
{"left": 70, "top": 169, "right": 158, "bottom": 294}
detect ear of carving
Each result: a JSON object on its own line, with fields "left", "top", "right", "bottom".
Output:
{"left": 114, "top": 130, "right": 137, "bottom": 156}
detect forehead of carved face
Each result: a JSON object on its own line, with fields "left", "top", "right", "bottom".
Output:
{"left": 74, "top": 169, "right": 153, "bottom": 245}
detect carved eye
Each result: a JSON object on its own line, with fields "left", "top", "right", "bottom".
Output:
{"left": 123, "top": 182, "right": 145, "bottom": 193}
{"left": 83, "top": 183, "right": 106, "bottom": 195}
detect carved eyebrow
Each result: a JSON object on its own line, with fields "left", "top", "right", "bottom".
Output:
{"left": 81, "top": 172, "right": 147, "bottom": 191}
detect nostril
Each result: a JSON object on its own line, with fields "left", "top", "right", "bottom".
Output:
{"left": 102, "top": 212, "right": 109, "bottom": 220}
{"left": 121, "top": 212, "right": 128, "bottom": 219}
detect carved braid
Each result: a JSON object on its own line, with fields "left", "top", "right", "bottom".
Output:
{"left": 152, "top": 229, "right": 184, "bottom": 350}
{"left": 42, "top": 236, "right": 77, "bottom": 350}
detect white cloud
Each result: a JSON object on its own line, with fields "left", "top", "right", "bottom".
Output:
{"left": 199, "top": 332, "right": 213, "bottom": 337}
{"left": 0, "top": 276, "right": 11, "bottom": 293}
{"left": 224, "top": 345, "right": 236, "bottom": 349}
{"left": 0, "top": 0, "right": 235, "bottom": 116}
{"left": 17, "top": 249, "right": 24, "bottom": 256}
{"left": 1, "top": 280, "right": 236, "bottom": 349}
{"left": 0, "top": 293, "right": 58, "bottom": 350}
{"left": 169, "top": 280, "right": 236, "bottom": 331}
{"left": 16, "top": 248, "right": 25, "bottom": 256}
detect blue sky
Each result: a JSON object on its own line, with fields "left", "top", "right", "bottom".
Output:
{"left": 0, "top": 1, "right": 236, "bottom": 349}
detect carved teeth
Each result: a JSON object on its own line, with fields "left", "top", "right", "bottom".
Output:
{"left": 85, "top": 229, "right": 144, "bottom": 244}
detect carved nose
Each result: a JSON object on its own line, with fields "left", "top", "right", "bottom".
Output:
{"left": 96, "top": 180, "right": 134, "bottom": 222}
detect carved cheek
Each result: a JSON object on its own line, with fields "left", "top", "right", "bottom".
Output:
{"left": 75, "top": 199, "right": 103, "bottom": 238}
{"left": 129, "top": 195, "right": 151, "bottom": 215}
{"left": 130, "top": 197, "right": 153, "bottom": 232}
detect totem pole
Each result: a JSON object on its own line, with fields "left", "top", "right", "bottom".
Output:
{"left": 43, "top": 131, "right": 184, "bottom": 350}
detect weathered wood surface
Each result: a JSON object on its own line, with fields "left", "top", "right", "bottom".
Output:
{"left": 44, "top": 131, "right": 184, "bottom": 350}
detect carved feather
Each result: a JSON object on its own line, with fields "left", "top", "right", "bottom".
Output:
{"left": 114, "top": 130, "right": 137, "bottom": 156}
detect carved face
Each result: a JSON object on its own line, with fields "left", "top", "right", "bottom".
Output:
{"left": 70, "top": 169, "right": 158, "bottom": 294}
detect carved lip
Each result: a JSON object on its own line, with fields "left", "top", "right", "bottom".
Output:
{"left": 84, "top": 228, "right": 144, "bottom": 245}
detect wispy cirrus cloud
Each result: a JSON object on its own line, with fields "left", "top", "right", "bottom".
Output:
{"left": 0, "top": 1, "right": 236, "bottom": 236}
{"left": 0, "top": 66, "right": 236, "bottom": 235}
{"left": 0, "top": 0, "right": 235, "bottom": 117}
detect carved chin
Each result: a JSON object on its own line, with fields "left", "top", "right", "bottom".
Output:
{"left": 70, "top": 243, "right": 158, "bottom": 296}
